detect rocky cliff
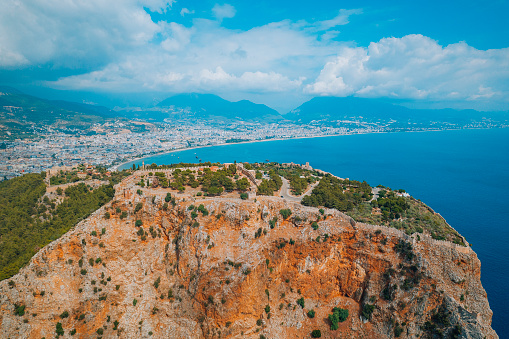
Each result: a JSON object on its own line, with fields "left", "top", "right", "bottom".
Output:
{"left": 0, "top": 184, "right": 497, "bottom": 338}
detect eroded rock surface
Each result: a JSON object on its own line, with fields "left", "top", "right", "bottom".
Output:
{"left": 0, "top": 188, "right": 497, "bottom": 338}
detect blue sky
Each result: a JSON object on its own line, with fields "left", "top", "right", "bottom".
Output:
{"left": 1, "top": 0, "right": 508, "bottom": 112}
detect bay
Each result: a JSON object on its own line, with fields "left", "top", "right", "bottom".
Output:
{"left": 120, "top": 128, "right": 509, "bottom": 336}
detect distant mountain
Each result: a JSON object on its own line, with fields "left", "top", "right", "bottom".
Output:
{"left": 0, "top": 87, "right": 116, "bottom": 139}
{"left": 0, "top": 86, "right": 114, "bottom": 123}
{"left": 286, "top": 96, "right": 509, "bottom": 128}
{"left": 157, "top": 93, "right": 282, "bottom": 122}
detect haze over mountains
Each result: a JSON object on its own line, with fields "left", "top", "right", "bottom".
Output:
{"left": 287, "top": 96, "right": 509, "bottom": 128}
{"left": 156, "top": 93, "right": 282, "bottom": 122}
{"left": 1, "top": 86, "right": 508, "bottom": 139}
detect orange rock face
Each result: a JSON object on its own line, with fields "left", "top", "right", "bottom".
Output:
{"left": 0, "top": 187, "right": 498, "bottom": 338}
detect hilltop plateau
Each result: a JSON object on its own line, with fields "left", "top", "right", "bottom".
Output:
{"left": 0, "top": 163, "right": 497, "bottom": 338}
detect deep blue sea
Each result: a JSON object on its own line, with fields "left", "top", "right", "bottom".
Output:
{"left": 120, "top": 128, "right": 509, "bottom": 336}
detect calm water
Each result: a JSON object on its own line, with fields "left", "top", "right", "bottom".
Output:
{"left": 121, "top": 128, "right": 509, "bottom": 336}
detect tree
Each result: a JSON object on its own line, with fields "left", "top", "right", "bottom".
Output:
{"left": 329, "top": 307, "right": 349, "bottom": 330}
{"left": 56, "top": 322, "right": 64, "bottom": 336}
{"left": 236, "top": 178, "right": 250, "bottom": 191}
{"left": 280, "top": 209, "right": 292, "bottom": 219}
{"left": 361, "top": 304, "right": 374, "bottom": 320}
{"left": 296, "top": 297, "right": 304, "bottom": 308}
{"left": 311, "top": 330, "right": 321, "bottom": 338}
{"left": 207, "top": 186, "right": 223, "bottom": 196}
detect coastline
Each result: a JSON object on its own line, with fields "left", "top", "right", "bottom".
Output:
{"left": 111, "top": 126, "right": 507, "bottom": 171}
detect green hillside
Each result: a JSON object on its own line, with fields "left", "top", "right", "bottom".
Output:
{"left": 0, "top": 87, "right": 113, "bottom": 139}
{"left": 0, "top": 173, "right": 115, "bottom": 280}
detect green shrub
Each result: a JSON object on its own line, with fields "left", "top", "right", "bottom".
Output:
{"left": 198, "top": 204, "right": 209, "bottom": 216}
{"left": 133, "top": 299, "right": 138, "bottom": 306}
{"left": 311, "top": 222, "right": 319, "bottom": 230}
{"left": 280, "top": 209, "right": 292, "bottom": 219}
{"left": 70, "top": 329, "right": 76, "bottom": 335}
{"left": 311, "top": 329, "right": 322, "bottom": 338}
{"left": 394, "top": 324, "right": 403, "bottom": 337}
{"left": 56, "top": 322, "right": 64, "bottom": 336}
{"left": 80, "top": 269, "right": 87, "bottom": 275}
{"left": 254, "top": 228, "right": 263, "bottom": 238}
{"left": 329, "top": 307, "right": 349, "bottom": 330}
{"left": 307, "top": 309, "right": 315, "bottom": 318}
{"left": 134, "top": 202, "right": 143, "bottom": 213}
{"left": 96, "top": 328, "right": 104, "bottom": 335}
{"left": 60, "top": 310, "right": 69, "bottom": 318}
{"left": 265, "top": 305, "right": 270, "bottom": 314}
{"left": 135, "top": 219, "right": 143, "bottom": 227}
{"left": 361, "top": 304, "right": 374, "bottom": 320}
{"left": 296, "top": 297, "right": 304, "bottom": 308}
{"left": 154, "top": 277, "right": 161, "bottom": 289}
{"left": 14, "top": 303, "right": 25, "bottom": 316}
{"left": 240, "top": 193, "right": 248, "bottom": 200}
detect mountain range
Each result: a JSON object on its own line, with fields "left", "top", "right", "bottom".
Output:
{"left": 287, "top": 96, "right": 509, "bottom": 127}
{"left": 1, "top": 86, "right": 508, "bottom": 140}
{"left": 156, "top": 93, "right": 282, "bottom": 122}
{"left": 0, "top": 86, "right": 116, "bottom": 139}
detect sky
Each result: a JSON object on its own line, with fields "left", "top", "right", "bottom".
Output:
{"left": 0, "top": 0, "right": 508, "bottom": 112}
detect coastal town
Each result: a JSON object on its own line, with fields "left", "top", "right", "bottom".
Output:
{"left": 0, "top": 121, "right": 365, "bottom": 180}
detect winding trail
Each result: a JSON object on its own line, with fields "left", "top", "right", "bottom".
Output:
{"left": 279, "top": 176, "right": 319, "bottom": 202}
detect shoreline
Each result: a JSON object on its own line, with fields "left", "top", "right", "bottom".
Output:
{"left": 111, "top": 126, "right": 506, "bottom": 170}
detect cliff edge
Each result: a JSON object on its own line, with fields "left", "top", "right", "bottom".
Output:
{"left": 0, "top": 176, "right": 497, "bottom": 338}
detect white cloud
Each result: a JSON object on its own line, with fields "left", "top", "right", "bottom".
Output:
{"left": 212, "top": 4, "right": 236, "bottom": 21}
{"left": 47, "top": 17, "right": 338, "bottom": 96}
{"left": 160, "top": 22, "right": 192, "bottom": 52}
{"left": 0, "top": 47, "right": 29, "bottom": 68}
{"left": 310, "top": 9, "right": 362, "bottom": 31}
{"left": 196, "top": 67, "right": 304, "bottom": 91}
{"left": 306, "top": 34, "right": 509, "bottom": 103}
{"left": 0, "top": 0, "right": 174, "bottom": 68}
{"left": 180, "top": 8, "right": 195, "bottom": 16}
{"left": 2, "top": 1, "right": 506, "bottom": 111}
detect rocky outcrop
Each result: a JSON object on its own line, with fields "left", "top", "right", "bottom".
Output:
{"left": 0, "top": 188, "right": 497, "bottom": 338}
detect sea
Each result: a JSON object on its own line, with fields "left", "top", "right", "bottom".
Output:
{"left": 120, "top": 128, "right": 509, "bottom": 336}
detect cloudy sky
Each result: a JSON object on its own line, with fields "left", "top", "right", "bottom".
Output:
{"left": 1, "top": 0, "right": 508, "bottom": 112}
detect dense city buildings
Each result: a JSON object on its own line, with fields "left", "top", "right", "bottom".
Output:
{"left": 0, "top": 121, "right": 357, "bottom": 179}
